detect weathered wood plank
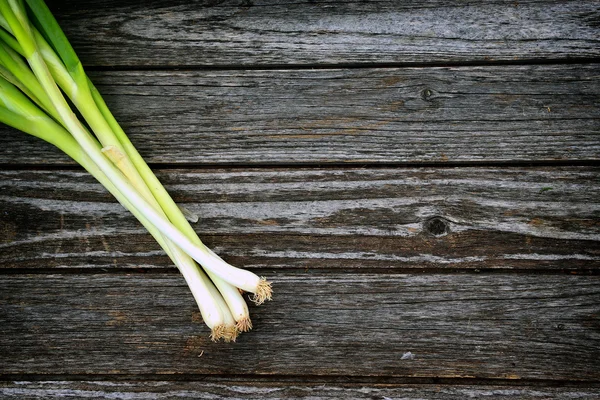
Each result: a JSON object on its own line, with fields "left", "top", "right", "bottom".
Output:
{"left": 0, "top": 273, "right": 598, "bottom": 379}
{"left": 2, "top": 381, "right": 600, "bottom": 399}
{"left": 1, "top": 65, "right": 598, "bottom": 165}
{"left": 1, "top": 167, "right": 598, "bottom": 271}
{"left": 42, "top": 0, "right": 600, "bottom": 67}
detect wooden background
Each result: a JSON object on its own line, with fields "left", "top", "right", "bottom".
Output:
{"left": 1, "top": 0, "right": 599, "bottom": 398}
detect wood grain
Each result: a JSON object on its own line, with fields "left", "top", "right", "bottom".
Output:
{"left": 41, "top": 0, "right": 600, "bottom": 67}
{"left": 1, "top": 167, "right": 598, "bottom": 272}
{"left": 1, "top": 272, "right": 599, "bottom": 379}
{"left": 1, "top": 65, "right": 598, "bottom": 165}
{"left": 2, "top": 381, "right": 600, "bottom": 399}
{"left": 1, "top": 0, "right": 598, "bottom": 393}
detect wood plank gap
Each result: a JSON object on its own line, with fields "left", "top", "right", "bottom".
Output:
{"left": 0, "top": 267, "right": 597, "bottom": 276}
{"left": 143, "top": 160, "right": 600, "bottom": 170}
{"left": 83, "top": 58, "right": 600, "bottom": 73}
{"left": 1, "top": 374, "right": 599, "bottom": 387}
{"left": 1, "top": 159, "right": 599, "bottom": 172}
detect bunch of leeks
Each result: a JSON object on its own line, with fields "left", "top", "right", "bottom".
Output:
{"left": 0, "top": 0, "right": 271, "bottom": 341}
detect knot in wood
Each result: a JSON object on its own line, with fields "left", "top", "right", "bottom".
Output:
{"left": 421, "top": 88, "right": 434, "bottom": 101}
{"left": 424, "top": 217, "right": 449, "bottom": 236}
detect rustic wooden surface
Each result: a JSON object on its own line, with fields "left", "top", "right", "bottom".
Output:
{"left": 44, "top": 0, "right": 600, "bottom": 67}
{"left": 1, "top": 0, "right": 599, "bottom": 399}
{"left": 1, "top": 167, "right": 599, "bottom": 271}
{"left": 2, "top": 273, "right": 600, "bottom": 378}
{"left": 2, "top": 381, "right": 600, "bottom": 400}
{"left": 1, "top": 65, "right": 599, "bottom": 165}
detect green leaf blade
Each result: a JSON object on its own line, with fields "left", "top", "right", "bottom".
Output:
{"left": 24, "top": 0, "right": 82, "bottom": 77}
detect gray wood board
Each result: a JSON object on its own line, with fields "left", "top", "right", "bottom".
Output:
{"left": 2, "top": 381, "right": 600, "bottom": 399}
{"left": 1, "top": 272, "right": 599, "bottom": 379}
{"left": 42, "top": 0, "right": 600, "bottom": 66}
{"left": 1, "top": 167, "right": 598, "bottom": 271}
{"left": 1, "top": 65, "right": 598, "bottom": 165}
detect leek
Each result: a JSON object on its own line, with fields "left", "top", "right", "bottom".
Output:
{"left": 0, "top": 0, "right": 271, "bottom": 341}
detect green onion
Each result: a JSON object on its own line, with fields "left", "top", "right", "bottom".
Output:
{"left": 0, "top": 0, "right": 271, "bottom": 341}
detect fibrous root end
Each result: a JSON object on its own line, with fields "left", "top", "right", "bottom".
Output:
{"left": 251, "top": 277, "right": 273, "bottom": 305}
{"left": 222, "top": 326, "right": 239, "bottom": 343}
{"left": 236, "top": 316, "right": 253, "bottom": 332}
{"left": 209, "top": 325, "right": 226, "bottom": 342}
